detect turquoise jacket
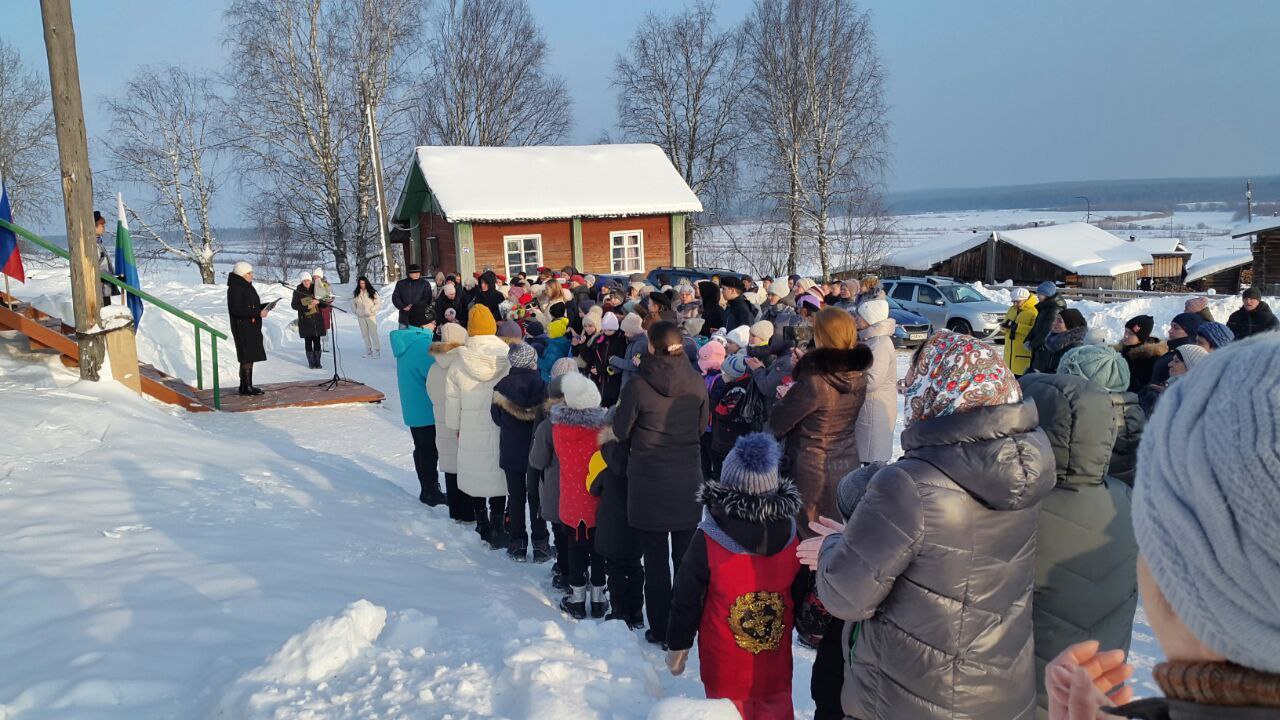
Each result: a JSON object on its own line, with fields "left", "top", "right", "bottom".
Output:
{"left": 391, "top": 326, "right": 436, "bottom": 427}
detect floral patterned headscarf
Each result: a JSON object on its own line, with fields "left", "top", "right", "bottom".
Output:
{"left": 902, "top": 330, "right": 1022, "bottom": 426}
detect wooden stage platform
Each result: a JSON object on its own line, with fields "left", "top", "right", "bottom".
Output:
{"left": 195, "top": 378, "right": 385, "bottom": 412}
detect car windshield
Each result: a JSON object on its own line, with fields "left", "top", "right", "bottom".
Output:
{"left": 938, "top": 285, "right": 986, "bottom": 303}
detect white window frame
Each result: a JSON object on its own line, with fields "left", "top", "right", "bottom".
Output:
{"left": 609, "top": 229, "right": 645, "bottom": 274}
{"left": 503, "top": 233, "right": 543, "bottom": 278}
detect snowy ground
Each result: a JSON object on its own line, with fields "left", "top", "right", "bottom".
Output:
{"left": 0, "top": 253, "right": 1197, "bottom": 718}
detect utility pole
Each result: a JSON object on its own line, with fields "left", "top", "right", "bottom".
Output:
{"left": 365, "top": 102, "right": 396, "bottom": 284}
{"left": 1247, "top": 179, "right": 1254, "bottom": 223}
{"left": 41, "top": 0, "right": 104, "bottom": 380}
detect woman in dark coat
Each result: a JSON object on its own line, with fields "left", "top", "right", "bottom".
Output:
{"left": 768, "top": 307, "right": 871, "bottom": 538}
{"left": 226, "top": 261, "right": 269, "bottom": 395}
{"left": 697, "top": 280, "right": 724, "bottom": 335}
{"left": 433, "top": 279, "right": 468, "bottom": 327}
{"left": 804, "top": 330, "right": 1055, "bottom": 720}
{"left": 292, "top": 271, "right": 327, "bottom": 369}
{"left": 1042, "top": 307, "right": 1088, "bottom": 373}
{"left": 613, "top": 320, "right": 709, "bottom": 647}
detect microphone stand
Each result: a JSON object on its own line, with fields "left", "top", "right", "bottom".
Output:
{"left": 279, "top": 281, "right": 357, "bottom": 391}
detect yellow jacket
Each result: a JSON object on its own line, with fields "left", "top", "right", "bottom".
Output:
{"left": 1003, "top": 296, "right": 1039, "bottom": 375}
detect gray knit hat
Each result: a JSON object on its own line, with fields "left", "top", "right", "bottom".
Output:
{"left": 508, "top": 342, "right": 537, "bottom": 370}
{"left": 1134, "top": 333, "right": 1280, "bottom": 672}
{"left": 719, "top": 433, "right": 783, "bottom": 496}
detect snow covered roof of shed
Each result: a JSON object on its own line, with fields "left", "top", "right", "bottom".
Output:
{"left": 1129, "top": 237, "right": 1189, "bottom": 255}
{"left": 1185, "top": 250, "right": 1253, "bottom": 283}
{"left": 394, "top": 144, "right": 703, "bottom": 223}
{"left": 1232, "top": 217, "right": 1280, "bottom": 238}
{"left": 883, "top": 222, "right": 1151, "bottom": 277}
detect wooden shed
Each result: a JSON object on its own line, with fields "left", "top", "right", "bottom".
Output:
{"left": 1233, "top": 217, "right": 1280, "bottom": 294}
{"left": 391, "top": 144, "right": 702, "bottom": 278}
{"left": 1185, "top": 251, "right": 1252, "bottom": 294}
{"left": 878, "top": 222, "right": 1150, "bottom": 290}
{"left": 1130, "top": 237, "right": 1191, "bottom": 280}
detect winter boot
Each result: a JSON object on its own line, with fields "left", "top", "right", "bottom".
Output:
{"left": 506, "top": 536, "right": 528, "bottom": 562}
{"left": 486, "top": 507, "right": 510, "bottom": 550}
{"left": 531, "top": 538, "right": 552, "bottom": 564}
{"left": 245, "top": 365, "right": 264, "bottom": 395}
{"left": 418, "top": 479, "right": 446, "bottom": 507}
{"left": 590, "top": 584, "right": 608, "bottom": 619}
{"left": 626, "top": 612, "right": 646, "bottom": 631}
{"left": 237, "top": 366, "right": 251, "bottom": 396}
{"left": 551, "top": 562, "right": 567, "bottom": 591}
{"left": 474, "top": 513, "right": 492, "bottom": 544}
{"left": 559, "top": 585, "right": 587, "bottom": 620}
{"left": 644, "top": 629, "right": 668, "bottom": 650}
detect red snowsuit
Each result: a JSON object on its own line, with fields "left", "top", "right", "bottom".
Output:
{"left": 551, "top": 405, "right": 608, "bottom": 538}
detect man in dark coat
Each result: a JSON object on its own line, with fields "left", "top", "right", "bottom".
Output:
{"left": 719, "top": 276, "right": 755, "bottom": 332}
{"left": 1226, "top": 287, "right": 1279, "bottom": 339}
{"left": 1117, "top": 314, "right": 1166, "bottom": 393}
{"left": 226, "top": 261, "right": 269, "bottom": 395}
{"left": 471, "top": 270, "right": 506, "bottom": 320}
{"left": 1026, "top": 281, "right": 1066, "bottom": 373}
{"left": 1149, "top": 312, "right": 1202, "bottom": 387}
{"left": 613, "top": 322, "right": 709, "bottom": 647}
{"left": 391, "top": 264, "right": 432, "bottom": 328}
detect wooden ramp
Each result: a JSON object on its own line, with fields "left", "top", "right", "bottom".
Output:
{"left": 0, "top": 294, "right": 383, "bottom": 413}
{"left": 195, "top": 379, "right": 384, "bottom": 412}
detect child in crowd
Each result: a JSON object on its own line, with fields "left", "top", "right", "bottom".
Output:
{"left": 552, "top": 372, "right": 611, "bottom": 619}
{"left": 490, "top": 343, "right": 548, "bottom": 561}
{"left": 587, "top": 422, "right": 645, "bottom": 629}
{"left": 666, "top": 433, "right": 804, "bottom": 719}
{"left": 529, "top": 358, "right": 580, "bottom": 588}
{"left": 709, "top": 353, "right": 754, "bottom": 480}
{"left": 697, "top": 341, "right": 727, "bottom": 480}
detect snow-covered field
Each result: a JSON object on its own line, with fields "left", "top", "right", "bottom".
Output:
{"left": 2, "top": 227, "right": 1229, "bottom": 717}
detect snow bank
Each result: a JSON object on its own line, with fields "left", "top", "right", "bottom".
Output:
{"left": 244, "top": 600, "right": 388, "bottom": 684}
{"left": 647, "top": 697, "right": 741, "bottom": 719}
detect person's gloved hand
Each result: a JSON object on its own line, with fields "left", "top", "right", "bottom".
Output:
{"left": 665, "top": 649, "right": 689, "bottom": 676}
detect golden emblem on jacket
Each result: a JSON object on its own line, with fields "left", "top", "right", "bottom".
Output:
{"left": 727, "top": 591, "right": 785, "bottom": 654}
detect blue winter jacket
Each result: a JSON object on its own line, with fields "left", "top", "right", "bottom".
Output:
{"left": 538, "top": 335, "right": 572, "bottom": 382}
{"left": 391, "top": 326, "right": 436, "bottom": 427}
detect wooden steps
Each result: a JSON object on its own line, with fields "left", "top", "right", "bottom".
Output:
{"left": 1, "top": 293, "right": 384, "bottom": 413}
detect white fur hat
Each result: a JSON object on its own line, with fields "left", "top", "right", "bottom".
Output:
{"left": 313, "top": 267, "right": 325, "bottom": 278}
{"left": 726, "top": 325, "right": 751, "bottom": 348}
{"left": 232, "top": 261, "right": 253, "bottom": 278}
{"left": 857, "top": 299, "right": 890, "bottom": 326}
{"left": 561, "top": 371, "right": 601, "bottom": 410}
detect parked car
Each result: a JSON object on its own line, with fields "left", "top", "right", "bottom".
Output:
{"left": 886, "top": 297, "right": 932, "bottom": 348}
{"left": 646, "top": 266, "right": 750, "bottom": 288}
{"left": 881, "top": 276, "right": 1008, "bottom": 340}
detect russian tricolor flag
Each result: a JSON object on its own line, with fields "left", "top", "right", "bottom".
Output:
{"left": 0, "top": 184, "right": 25, "bottom": 283}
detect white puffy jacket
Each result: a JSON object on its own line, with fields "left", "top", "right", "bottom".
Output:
{"left": 855, "top": 320, "right": 899, "bottom": 463}
{"left": 445, "top": 334, "right": 510, "bottom": 497}
{"left": 427, "top": 339, "right": 465, "bottom": 474}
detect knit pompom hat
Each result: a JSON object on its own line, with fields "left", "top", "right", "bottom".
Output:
{"left": 508, "top": 342, "right": 537, "bottom": 370}
{"left": 620, "top": 312, "right": 643, "bottom": 336}
{"left": 721, "top": 352, "right": 748, "bottom": 382}
{"left": 467, "top": 305, "right": 497, "bottom": 336}
{"left": 1196, "top": 321, "right": 1234, "bottom": 349}
{"left": 439, "top": 323, "right": 468, "bottom": 346}
{"left": 718, "top": 433, "right": 784, "bottom": 496}
{"left": 749, "top": 320, "right": 775, "bottom": 343}
{"left": 561, "top": 371, "right": 601, "bottom": 410}
{"left": 1057, "top": 344, "right": 1130, "bottom": 393}
{"left": 698, "top": 340, "right": 726, "bottom": 374}
{"left": 550, "top": 356, "right": 578, "bottom": 378}
{"left": 1134, "top": 334, "right": 1280, "bottom": 672}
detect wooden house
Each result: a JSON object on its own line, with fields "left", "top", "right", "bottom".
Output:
{"left": 391, "top": 144, "right": 702, "bottom": 278}
{"left": 878, "top": 222, "right": 1150, "bottom": 290}
{"left": 1233, "top": 217, "right": 1280, "bottom": 294}
{"left": 1129, "top": 237, "right": 1191, "bottom": 281}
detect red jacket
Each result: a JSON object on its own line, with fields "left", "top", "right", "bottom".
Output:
{"left": 551, "top": 405, "right": 609, "bottom": 536}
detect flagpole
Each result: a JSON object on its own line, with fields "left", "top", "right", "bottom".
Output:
{"left": 117, "top": 193, "right": 128, "bottom": 321}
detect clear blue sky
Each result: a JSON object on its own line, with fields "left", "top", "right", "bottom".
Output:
{"left": 3, "top": 0, "right": 1277, "bottom": 225}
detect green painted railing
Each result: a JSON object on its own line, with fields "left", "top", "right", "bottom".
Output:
{"left": 0, "top": 218, "right": 227, "bottom": 409}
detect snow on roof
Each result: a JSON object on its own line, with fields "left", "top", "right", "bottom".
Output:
{"left": 401, "top": 144, "right": 703, "bottom": 223}
{"left": 1185, "top": 250, "right": 1253, "bottom": 283}
{"left": 885, "top": 222, "right": 1151, "bottom": 277}
{"left": 1232, "top": 216, "right": 1280, "bottom": 238}
{"left": 1128, "top": 236, "right": 1189, "bottom": 255}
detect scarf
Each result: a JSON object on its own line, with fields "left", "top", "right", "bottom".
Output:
{"left": 902, "top": 329, "right": 1021, "bottom": 425}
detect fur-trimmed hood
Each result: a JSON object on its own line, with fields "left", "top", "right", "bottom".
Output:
{"left": 697, "top": 477, "right": 803, "bottom": 524}
{"left": 597, "top": 424, "right": 617, "bottom": 446}
{"left": 492, "top": 391, "right": 543, "bottom": 422}
{"left": 550, "top": 404, "right": 610, "bottom": 428}
{"left": 793, "top": 345, "right": 873, "bottom": 384}
{"left": 1116, "top": 338, "right": 1168, "bottom": 361}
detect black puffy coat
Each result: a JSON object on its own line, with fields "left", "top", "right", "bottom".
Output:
{"left": 1027, "top": 294, "right": 1066, "bottom": 373}
{"left": 292, "top": 284, "right": 326, "bottom": 338}
{"left": 490, "top": 366, "right": 546, "bottom": 472}
{"left": 815, "top": 401, "right": 1055, "bottom": 720}
{"left": 613, "top": 352, "right": 710, "bottom": 532}
{"left": 1118, "top": 339, "right": 1167, "bottom": 393}
{"left": 722, "top": 294, "right": 755, "bottom": 332}
{"left": 698, "top": 281, "right": 724, "bottom": 333}
{"left": 1019, "top": 374, "right": 1139, "bottom": 714}
{"left": 227, "top": 273, "right": 266, "bottom": 363}
{"left": 591, "top": 428, "right": 640, "bottom": 561}
{"left": 1226, "top": 300, "right": 1280, "bottom": 339}
{"left": 391, "top": 276, "right": 433, "bottom": 327}
{"left": 432, "top": 287, "right": 468, "bottom": 327}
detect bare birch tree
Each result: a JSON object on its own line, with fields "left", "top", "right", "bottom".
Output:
{"left": 612, "top": 0, "right": 747, "bottom": 265}
{"left": 418, "top": 0, "right": 572, "bottom": 146}
{"left": 101, "top": 66, "right": 223, "bottom": 283}
{"left": 0, "top": 39, "right": 56, "bottom": 223}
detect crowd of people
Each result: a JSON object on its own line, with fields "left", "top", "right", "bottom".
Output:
{"left": 225, "top": 258, "right": 1280, "bottom": 720}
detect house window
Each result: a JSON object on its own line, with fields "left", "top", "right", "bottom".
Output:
{"left": 610, "top": 230, "right": 644, "bottom": 273}
{"left": 504, "top": 234, "right": 542, "bottom": 277}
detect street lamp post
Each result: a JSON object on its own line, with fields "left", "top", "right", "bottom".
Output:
{"left": 1075, "top": 195, "right": 1092, "bottom": 224}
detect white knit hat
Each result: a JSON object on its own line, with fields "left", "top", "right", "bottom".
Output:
{"left": 1011, "top": 287, "right": 1030, "bottom": 301}
{"left": 313, "top": 267, "right": 325, "bottom": 278}
{"left": 561, "top": 371, "right": 601, "bottom": 410}
{"left": 857, "top": 299, "right": 890, "bottom": 326}
{"left": 768, "top": 278, "right": 789, "bottom": 297}
{"left": 726, "top": 325, "right": 751, "bottom": 348}
{"left": 602, "top": 312, "right": 620, "bottom": 332}
{"left": 232, "top": 261, "right": 253, "bottom": 278}
{"left": 299, "top": 271, "right": 312, "bottom": 283}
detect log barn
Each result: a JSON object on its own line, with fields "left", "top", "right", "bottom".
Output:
{"left": 1233, "top": 217, "right": 1280, "bottom": 295}
{"left": 1130, "top": 237, "right": 1191, "bottom": 282}
{"left": 878, "top": 222, "right": 1151, "bottom": 290}
{"left": 1185, "top": 251, "right": 1253, "bottom": 294}
{"left": 391, "top": 144, "right": 702, "bottom": 278}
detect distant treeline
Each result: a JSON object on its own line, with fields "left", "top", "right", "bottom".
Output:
{"left": 887, "top": 175, "right": 1280, "bottom": 216}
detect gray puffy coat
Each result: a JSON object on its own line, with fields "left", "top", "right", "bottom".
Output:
{"left": 1018, "top": 374, "right": 1139, "bottom": 715}
{"left": 528, "top": 396, "right": 564, "bottom": 525}
{"left": 816, "top": 401, "right": 1055, "bottom": 720}
{"left": 1107, "top": 391, "right": 1146, "bottom": 487}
